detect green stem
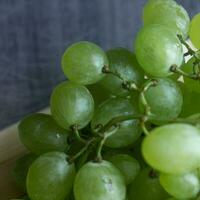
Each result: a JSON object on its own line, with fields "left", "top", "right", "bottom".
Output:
{"left": 69, "top": 138, "right": 95, "bottom": 163}
{"left": 96, "top": 128, "right": 118, "bottom": 162}
{"left": 102, "top": 65, "right": 139, "bottom": 91}
{"left": 170, "top": 65, "right": 200, "bottom": 80}
{"left": 177, "top": 34, "right": 196, "bottom": 56}
{"left": 138, "top": 79, "right": 158, "bottom": 135}
{"left": 141, "top": 117, "right": 149, "bottom": 136}
{"left": 72, "top": 124, "right": 87, "bottom": 144}
{"left": 97, "top": 114, "right": 142, "bottom": 134}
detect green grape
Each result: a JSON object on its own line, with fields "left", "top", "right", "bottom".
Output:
{"left": 107, "top": 154, "right": 140, "bottom": 185}
{"left": 74, "top": 160, "right": 126, "bottom": 200}
{"left": 50, "top": 81, "right": 94, "bottom": 130}
{"left": 91, "top": 97, "right": 142, "bottom": 148}
{"left": 142, "top": 123, "right": 200, "bottom": 174}
{"left": 99, "top": 48, "right": 145, "bottom": 96}
{"left": 13, "top": 153, "right": 37, "bottom": 192}
{"left": 18, "top": 113, "right": 69, "bottom": 155}
{"left": 139, "top": 78, "right": 183, "bottom": 124}
{"left": 160, "top": 171, "right": 200, "bottom": 199}
{"left": 61, "top": 41, "right": 108, "bottom": 85}
{"left": 87, "top": 83, "right": 111, "bottom": 107}
{"left": 135, "top": 24, "right": 183, "bottom": 77}
{"left": 183, "top": 57, "right": 200, "bottom": 93}
{"left": 143, "top": 0, "right": 190, "bottom": 39}
{"left": 179, "top": 82, "right": 200, "bottom": 117}
{"left": 186, "top": 114, "right": 200, "bottom": 130}
{"left": 189, "top": 13, "right": 200, "bottom": 49}
{"left": 27, "top": 152, "right": 76, "bottom": 200}
{"left": 128, "top": 168, "right": 169, "bottom": 200}
{"left": 131, "top": 136, "right": 148, "bottom": 169}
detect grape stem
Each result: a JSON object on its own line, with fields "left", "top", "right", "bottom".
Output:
{"left": 71, "top": 124, "right": 87, "bottom": 144}
{"left": 102, "top": 65, "right": 140, "bottom": 91}
{"left": 97, "top": 114, "right": 142, "bottom": 134}
{"left": 170, "top": 65, "right": 200, "bottom": 80}
{"left": 177, "top": 34, "right": 200, "bottom": 66}
{"left": 68, "top": 138, "right": 95, "bottom": 163}
{"left": 102, "top": 66, "right": 158, "bottom": 136}
{"left": 139, "top": 79, "right": 158, "bottom": 135}
{"left": 177, "top": 34, "right": 196, "bottom": 57}
{"left": 96, "top": 127, "right": 119, "bottom": 162}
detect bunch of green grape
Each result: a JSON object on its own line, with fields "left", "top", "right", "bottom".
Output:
{"left": 12, "top": 0, "right": 200, "bottom": 200}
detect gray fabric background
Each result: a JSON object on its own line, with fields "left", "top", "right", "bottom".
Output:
{"left": 0, "top": 0, "right": 199, "bottom": 129}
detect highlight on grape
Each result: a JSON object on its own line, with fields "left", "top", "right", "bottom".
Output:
{"left": 12, "top": 0, "right": 200, "bottom": 199}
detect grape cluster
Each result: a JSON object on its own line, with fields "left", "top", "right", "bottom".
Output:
{"left": 12, "top": 0, "right": 200, "bottom": 200}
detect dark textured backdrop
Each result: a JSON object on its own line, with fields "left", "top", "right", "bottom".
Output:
{"left": 0, "top": 0, "right": 199, "bottom": 129}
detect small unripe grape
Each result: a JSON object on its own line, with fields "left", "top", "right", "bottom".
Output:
{"left": 62, "top": 41, "right": 108, "bottom": 85}
{"left": 50, "top": 81, "right": 94, "bottom": 130}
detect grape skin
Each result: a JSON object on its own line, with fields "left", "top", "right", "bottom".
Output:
{"left": 91, "top": 97, "right": 142, "bottom": 148}
{"left": 160, "top": 171, "right": 200, "bottom": 199}
{"left": 27, "top": 152, "right": 76, "bottom": 200}
{"left": 189, "top": 13, "right": 200, "bottom": 49}
{"left": 50, "top": 81, "right": 94, "bottom": 130}
{"left": 135, "top": 24, "right": 183, "bottom": 77}
{"left": 107, "top": 154, "right": 140, "bottom": 185}
{"left": 128, "top": 168, "right": 169, "bottom": 200}
{"left": 99, "top": 48, "right": 145, "bottom": 96}
{"left": 18, "top": 113, "right": 69, "bottom": 155}
{"left": 178, "top": 81, "right": 200, "bottom": 117}
{"left": 143, "top": 0, "right": 190, "bottom": 39}
{"left": 62, "top": 41, "right": 108, "bottom": 85}
{"left": 142, "top": 124, "right": 200, "bottom": 174}
{"left": 74, "top": 160, "right": 126, "bottom": 200}
{"left": 140, "top": 78, "right": 183, "bottom": 124}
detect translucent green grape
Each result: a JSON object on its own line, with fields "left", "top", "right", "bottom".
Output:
{"left": 27, "top": 152, "right": 76, "bottom": 200}
{"left": 50, "top": 81, "right": 94, "bottom": 130}
{"left": 62, "top": 41, "right": 108, "bottom": 85}
{"left": 140, "top": 78, "right": 183, "bottom": 124}
{"left": 74, "top": 160, "right": 126, "bottom": 200}
{"left": 99, "top": 48, "right": 145, "bottom": 96}
{"left": 160, "top": 171, "right": 200, "bottom": 199}
{"left": 189, "top": 13, "right": 200, "bottom": 49}
{"left": 19, "top": 113, "right": 69, "bottom": 155}
{"left": 143, "top": 0, "right": 190, "bottom": 39}
{"left": 91, "top": 97, "right": 142, "bottom": 148}
{"left": 128, "top": 168, "right": 169, "bottom": 200}
{"left": 142, "top": 123, "right": 200, "bottom": 174}
{"left": 183, "top": 57, "right": 200, "bottom": 93}
{"left": 135, "top": 24, "right": 183, "bottom": 77}
{"left": 13, "top": 153, "right": 37, "bottom": 191}
{"left": 107, "top": 154, "right": 140, "bottom": 185}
